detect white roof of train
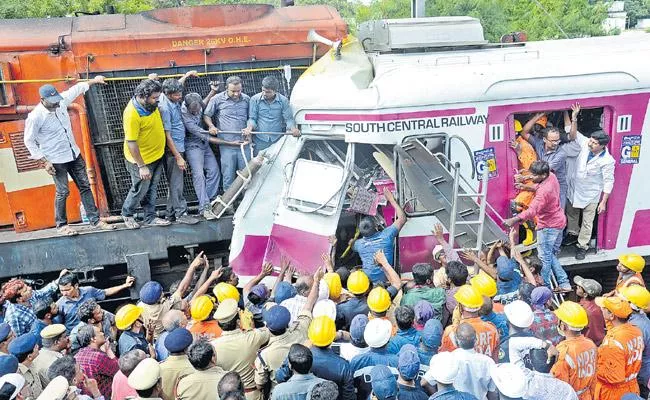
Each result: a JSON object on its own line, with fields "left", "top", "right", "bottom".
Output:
{"left": 291, "top": 31, "right": 650, "bottom": 114}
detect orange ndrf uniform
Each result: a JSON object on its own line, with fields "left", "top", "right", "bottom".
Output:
{"left": 439, "top": 316, "right": 500, "bottom": 361}
{"left": 513, "top": 135, "right": 538, "bottom": 211}
{"left": 594, "top": 323, "right": 645, "bottom": 400}
{"left": 616, "top": 273, "right": 646, "bottom": 293}
{"left": 551, "top": 335, "right": 598, "bottom": 400}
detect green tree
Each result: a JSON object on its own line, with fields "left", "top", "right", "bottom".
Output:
{"left": 625, "top": 0, "right": 650, "bottom": 27}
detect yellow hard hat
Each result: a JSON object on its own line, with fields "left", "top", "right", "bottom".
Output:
{"left": 454, "top": 285, "right": 484, "bottom": 310}
{"left": 213, "top": 283, "right": 240, "bottom": 303}
{"left": 619, "top": 254, "right": 646, "bottom": 273}
{"left": 347, "top": 270, "right": 370, "bottom": 295}
{"left": 554, "top": 301, "right": 588, "bottom": 330}
{"left": 514, "top": 119, "right": 523, "bottom": 133}
{"left": 470, "top": 272, "right": 497, "bottom": 298}
{"left": 115, "top": 304, "right": 143, "bottom": 330}
{"left": 308, "top": 316, "right": 337, "bottom": 347}
{"left": 367, "top": 287, "right": 391, "bottom": 313}
{"left": 323, "top": 273, "right": 342, "bottom": 300}
{"left": 619, "top": 285, "right": 650, "bottom": 310}
{"left": 191, "top": 295, "right": 215, "bottom": 322}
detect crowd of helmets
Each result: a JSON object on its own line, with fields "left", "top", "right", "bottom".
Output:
{"left": 0, "top": 248, "right": 649, "bottom": 400}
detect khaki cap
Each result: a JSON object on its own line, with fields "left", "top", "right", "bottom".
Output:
{"left": 128, "top": 358, "right": 160, "bottom": 390}
{"left": 214, "top": 299, "right": 239, "bottom": 323}
{"left": 40, "top": 324, "right": 66, "bottom": 339}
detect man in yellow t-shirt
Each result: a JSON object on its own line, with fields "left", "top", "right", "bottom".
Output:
{"left": 121, "top": 78, "right": 170, "bottom": 229}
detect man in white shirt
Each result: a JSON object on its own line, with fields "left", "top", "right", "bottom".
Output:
{"left": 449, "top": 323, "right": 498, "bottom": 400}
{"left": 565, "top": 104, "right": 615, "bottom": 260}
{"left": 24, "top": 77, "right": 114, "bottom": 236}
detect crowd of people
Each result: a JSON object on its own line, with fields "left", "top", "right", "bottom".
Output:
{"left": 0, "top": 227, "right": 648, "bottom": 400}
{"left": 10, "top": 67, "right": 643, "bottom": 400}
{"left": 24, "top": 72, "right": 299, "bottom": 234}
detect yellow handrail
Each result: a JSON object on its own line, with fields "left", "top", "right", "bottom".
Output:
{"left": 0, "top": 66, "right": 309, "bottom": 85}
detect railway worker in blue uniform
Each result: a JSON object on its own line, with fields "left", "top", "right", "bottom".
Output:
{"left": 24, "top": 76, "right": 115, "bottom": 235}
{"left": 243, "top": 75, "right": 300, "bottom": 154}
{"left": 204, "top": 76, "right": 252, "bottom": 191}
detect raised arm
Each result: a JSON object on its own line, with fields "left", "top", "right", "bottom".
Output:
{"left": 104, "top": 276, "right": 135, "bottom": 297}
{"left": 383, "top": 187, "right": 406, "bottom": 230}
{"left": 303, "top": 267, "right": 324, "bottom": 313}
{"left": 374, "top": 250, "right": 402, "bottom": 292}
{"left": 461, "top": 249, "right": 497, "bottom": 279}
{"left": 244, "top": 262, "right": 273, "bottom": 299}
{"left": 521, "top": 112, "right": 545, "bottom": 142}
{"left": 510, "top": 228, "right": 536, "bottom": 285}
{"left": 271, "top": 256, "right": 291, "bottom": 298}
{"left": 203, "top": 81, "right": 220, "bottom": 107}
{"left": 173, "top": 251, "right": 206, "bottom": 299}
{"left": 568, "top": 103, "right": 580, "bottom": 142}
{"left": 177, "top": 70, "right": 198, "bottom": 86}
{"left": 186, "top": 256, "right": 210, "bottom": 300}
{"left": 192, "top": 268, "right": 224, "bottom": 302}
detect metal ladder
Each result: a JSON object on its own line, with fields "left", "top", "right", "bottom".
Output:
{"left": 448, "top": 161, "right": 491, "bottom": 252}
{"left": 396, "top": 139, "right": 507, "bottom": 250}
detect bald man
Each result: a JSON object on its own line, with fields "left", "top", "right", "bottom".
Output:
{"left": 156, "top": 310, "right": 188, "bottom": 361}
{"left": 452, "top": 323, "right": 498, "bottom": 400}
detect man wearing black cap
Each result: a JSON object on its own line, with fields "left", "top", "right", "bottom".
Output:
{"left": 23, "top": 76, "right": 115, "bottom": 236}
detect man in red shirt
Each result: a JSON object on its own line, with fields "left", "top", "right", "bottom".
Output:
{"left": 504, "top": 160, "right": 570, "bottom": 291}
{"left": 74, "top": 324, "right": 119, "bottom": 398}
{"left": 574, "top": 276, "right": 606, "bottom": 346}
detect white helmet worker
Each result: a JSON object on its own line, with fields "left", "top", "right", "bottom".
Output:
{"left": 504, "top": 300, "right": 534, "bottom": 329}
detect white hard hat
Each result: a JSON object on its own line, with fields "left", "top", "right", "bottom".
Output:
{"left": 504, "top": 300, "right": 534, "bottom": 328}
{"left": 0, "top": 373, "right": 25, "bottom": 400}
{"left": 313, "top": 299, "right": 337, "bottom": 320}
{"left": 364, "top": 318, "right": 393, "bottom": 348}
{"left": 490, "top": 363, "right": 527, "bottom": 398}
{"left": 424, "top": 351, "right": 459, "bottom": 384}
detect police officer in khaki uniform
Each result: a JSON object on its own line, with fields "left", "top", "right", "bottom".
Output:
{"left": 211, "top": 298, "right": 271, "bottom": 400}
{"left": 8, "top": 333, "right": 42, "bottom": 399}
{"left": 31, "top": 324, "right": 67, "bottom": 388}
{"left": 138, "top": 253, "right": 205, "bottom": 340}
{"left": 176, "top": 339, "right": 227, "bottom": 400}
{"left": 254, "top": 267, "right": 322, "bottom": 393}
{"left": 128, "top": 357, "right": 163, "bottom": 399}
{"left": 159, "top": 327, "right": 195, "bottom": 400}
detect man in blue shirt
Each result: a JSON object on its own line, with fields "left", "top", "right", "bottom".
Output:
{"left": 243, "top": 75, "right": 300, "bottom": 154}
{"left": 158, "top": 72, "right": 205, "bottom": 224}
{"left": 57, "top": 272, "right": 134, "bottom": 332}
{"left": 271, "top": 344, "right": 325, "bottom": 400}
{"left": 388, "top": 306, "right": 421, "bottom": 354}
{"left": 204, "top": 76, "right": 251, "bottom": 191}
{"left": 352, "top": 187, "right": 407, "bottom": 284}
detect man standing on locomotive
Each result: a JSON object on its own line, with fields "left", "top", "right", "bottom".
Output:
{"left": 24, "top": 77, "right": 116, "bottom": 235}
